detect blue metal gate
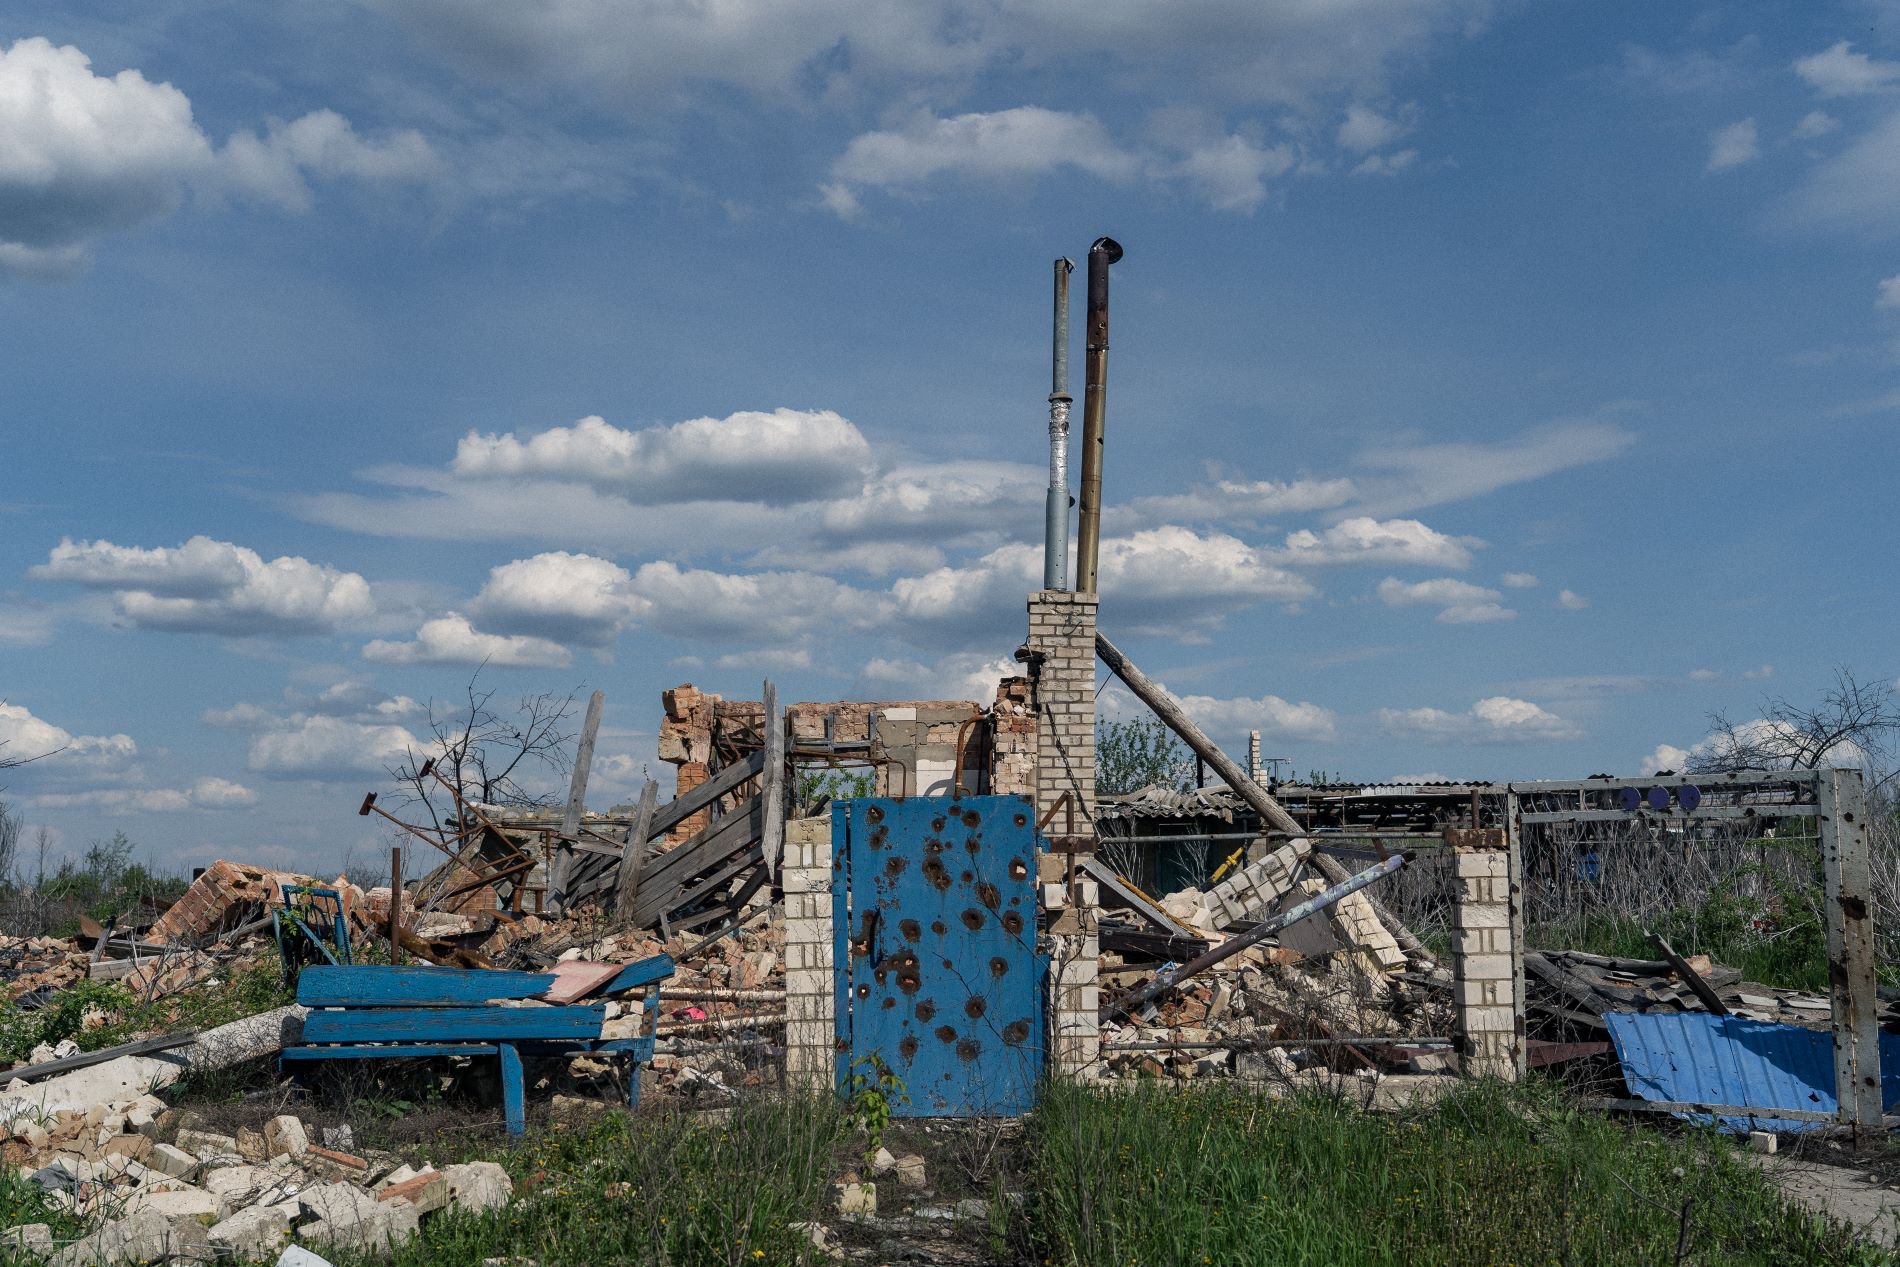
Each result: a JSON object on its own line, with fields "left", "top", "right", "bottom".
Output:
{"left": 833, "top": 796, "right": 1044, "bottom": 1116}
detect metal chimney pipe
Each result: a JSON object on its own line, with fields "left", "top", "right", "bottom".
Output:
{"left": 1073, "top": 236, "right": 1122, "bottom": 594}
{"left": 1043, "top": 258, "right": 1075, "bottom": 591}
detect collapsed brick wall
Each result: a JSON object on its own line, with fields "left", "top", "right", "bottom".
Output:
{"left": 658, "top": 683, "right": 1035, "bottom": 840}
{"left": 147, "top": 861, "right": 332, "bottom": 944}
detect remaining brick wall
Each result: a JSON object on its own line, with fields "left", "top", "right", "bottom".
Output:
{"left": 1451, "top": 840, "right": 1524, "bottom": 1079}
{"left": 1027, "top": 590, "right": 1098, "bottom": 833}
{"left": 1027, "top": 590, "right": 1101, "bottom": 1080}
{"left": 989, "top": 676, "right": 1036, "bottom": 798}
{"left": 781, "top": 816, "right": 836, "bottom": 1094}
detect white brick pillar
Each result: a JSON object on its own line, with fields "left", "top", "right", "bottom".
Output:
{"left": 1449, "top": 828, "right": 1524, "bottom": 1080}
{"left": 1027, "top": 589, "right": 1100, "bottom": 1079}
{"left": 781, "top": 815, "right": 837, "bottom": 1094}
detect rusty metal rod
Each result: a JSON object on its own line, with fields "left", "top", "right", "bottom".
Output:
{"left": 1073, "top": 236, "right": 1121, "bottom": 593}
{"left": 1101, "top": 852, "right": 1409, "bottom": 1021}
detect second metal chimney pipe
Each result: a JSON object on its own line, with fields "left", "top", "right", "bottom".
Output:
{"left": 1073, "top": 236, "right": 1122, "bottom": 594}
{"left": 1044, "top": 258, "right": 1075, "bottom": 591}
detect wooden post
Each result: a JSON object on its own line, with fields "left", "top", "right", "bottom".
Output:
{"left": 614, "top": 780, "right": 659, "bottom": 927}
{"left": 549, "top": 689, "right": 605, "bottom": 915}
{"left": 760, "top": 680, "right": 786, "bottom": 882}
{"left": 389, "top": 846, "right": 402, "bottom": 965}
{"left": 1095, "top": 630, "right": 1302, "bottom": 835}
{"left": 1819, "top": 767, "right": 1881, "bottom": 1135}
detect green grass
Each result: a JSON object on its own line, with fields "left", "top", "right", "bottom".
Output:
{"left": 1529, "top": 909, "right": 1831, "bottom": 993}
{"left": 1016, "top": 1079, "right": 1891, "bottom": 1267}
{"left": 302, "top": 1096, "right": 851, "bottom": 1267}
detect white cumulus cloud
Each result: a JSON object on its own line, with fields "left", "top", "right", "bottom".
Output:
{"left": 33, "top": 536, "right": 375, "bottom": 636}
{"left": 452, "top": 409, "right": 872, "bottom": 505}
{"left": 1281, "top": 518, "right": 1478, "bottom": 569}
{"left": 247, "top": 714, "right": 427, "bottom": 780}
{"left": 1556, "top": 589, "right": 1589, "bottom": 610}
{"left": 1379, "top": 696, "right": 1581, "bottom": 743}
{"left": 1706, "top": 119, "right": 1759, "bottom": 172}
{"left": 473, "top": 551, "right": 647, "bottom": 646}
{"left": 1794, "top": 41, "right": 1900, "bottom": 99}
{"left": 1180, "top": 692, "right": 1338, "bottom": 743}
{"left": 0, "top": 701, "right": 137, "bottom": 771}
{"left": 1376, "top": 576, "right": 1513, "bottom": 623}
{"left": 362, "top": 613, "right": 572, "bottom": 668}
{"left": 0, "top": 37, "right": 442, "bottom": 278}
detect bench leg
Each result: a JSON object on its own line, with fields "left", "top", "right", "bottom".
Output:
{"left": 499, "top": 1043, "right": 524, "bottom": 1138}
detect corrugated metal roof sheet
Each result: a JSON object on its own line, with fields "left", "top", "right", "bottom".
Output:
{"left": 1604, "top": 1011, "right": 1900, "bottom": 1133}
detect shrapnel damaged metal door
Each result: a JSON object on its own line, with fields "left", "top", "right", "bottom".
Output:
{"left": 833, "top": 795, "right": 1044, "bottom": 1116}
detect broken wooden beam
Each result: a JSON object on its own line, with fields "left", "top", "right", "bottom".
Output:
{"left": 1646, "top": 930, "right": 1729, "bottom": 1016}
{"left": 1095, "top": 631, "right": 1302, "bottom": 835}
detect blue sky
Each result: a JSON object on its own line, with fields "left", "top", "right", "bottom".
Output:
{"left": 2, "top": 2, "right": 1897, "bottom": 874}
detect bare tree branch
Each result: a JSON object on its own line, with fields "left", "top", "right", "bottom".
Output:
{"left": 1693, "top": 668, "right": 1899, "bottom": 774}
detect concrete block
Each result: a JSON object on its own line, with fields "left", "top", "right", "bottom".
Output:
{"left": 51, "top": 1208, "right": 209, "bottom": 1267}
{"left": 145, "top": 1142, "right": 201, "bottom": 1181}
{"left": 443, "top": 1161, "right": 513, "bottom": 1214}
{"left": 835, "top": 1180, "right": 876, "bottom": 1217}
{"left": 207, "top": 1205, "right": 291, "bottom": 1258}
{"left": 121, "top": 1185, "right": 222, "bottom": 1221}
{"left": 2, "top": 1224, "right": 52, "bottom": 1255}
{"left": 1456, "top": 953, "right": 1515, "bottom": 981}
{"left": 175, "top": 1128, "right": 240, "bottom": 1160}
{"left": 1749, "top": 1130, "right": 1777, "bottom": 1155}
{"left": 1460, "top": 1005, "right": 1517, "bottom": 1034}
{"left": 263, "top": 1114, "right": 309, "bottom": 1158}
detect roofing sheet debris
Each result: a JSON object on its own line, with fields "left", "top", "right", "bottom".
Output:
{"left": 1604, "top": 1011, "right": 1900, "bottom": 1133}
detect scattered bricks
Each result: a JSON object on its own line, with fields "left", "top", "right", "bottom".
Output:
{"left": 176, "top": 1128, "right": 241, "bottom": 1161}
{"left": 303, "top": 1144, "right": 370, "bottom": 1181}
{"left": 443, "top": 1161, "right": 513, "bottom": 1214}
{"left": 303, "top": 1182, "right": 399, "bottom": 1252}
{"left": 236, "top": 1125, "right": 267, "bottom": 1161}
{"left": 321, "top": 1124, "right": 355, "bottom": 1152}
{"left": 378, "top": 1169, "right": 450, "bottom": 1214}
{"left": 208, "top": 1204, "right": 291, "bottom": 1259}
{"left": 52, "top": 1208, "right": 210, "bottom": 1267}
{"left": 263, "top": 1114, "right": 309, "bottom": 1158}
{"left": 892, "top": 1154, "right": 927, "bottom": 1188}
{"left": 145, "top": 1143, "right": 200, "bottom": 1181}
{"left": 835, "top": 1180, "right": 876, "bottom": 1217}
{"left": 124, "top": 1106, "right": 157, "bottom": 1138}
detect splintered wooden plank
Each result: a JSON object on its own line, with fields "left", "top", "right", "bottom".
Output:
{"left": 302, "top": 1004, "right": 606, "bottom": 1045}
{"left": 636, "top": 799, "right": 761, "bottom": 898}
{"left": 632, "top": 841, "right": 763, "bottom": 929}
{"left": 646, "top": 751, "right": 765, "bottom": 842}
{"left": 298, "top": 965, "right": 557, "bottom": 1009}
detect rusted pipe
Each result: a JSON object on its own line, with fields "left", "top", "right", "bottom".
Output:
{"left": 1073, "top": 236, "right": 1121, "bottom": 594}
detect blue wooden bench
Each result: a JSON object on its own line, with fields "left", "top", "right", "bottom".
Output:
{"left": 282, "top": 955, "right": 675, "bottom": 1136}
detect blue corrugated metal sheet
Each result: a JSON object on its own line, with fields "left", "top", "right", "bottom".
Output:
{"left": 1604, "top": 1011, "right": 1900, "bottom": 1133}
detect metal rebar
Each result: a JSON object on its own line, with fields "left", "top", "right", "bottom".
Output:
{"left": 1044, "top": 257, "right": 1074, "bottom": 591}
{"left": 1073, "top": 236, "right": 1121, "bottom": 593}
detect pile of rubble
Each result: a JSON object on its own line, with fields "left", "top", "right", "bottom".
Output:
{"left": 1093, "top": 838, "right": 1454, "bottom": 1081}
{"left": 1524, "top": 948, "right": 1872, "bottom": 1034}
{"left": 4, "top": 1104, "right": 511, "bottom": 1265}
{"left": 0, "top": 935, "right": 91, "bottom": 1005}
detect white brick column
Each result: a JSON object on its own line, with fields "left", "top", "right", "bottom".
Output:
{"left": 781, "top": 816, "right": 836, "bottom": 1094}
{"left": 1027, "top": 589, "right": 1100, "bottom": 1079}
{"left": 1449, "top": 829, "right": 1524, "bottom": 1080}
